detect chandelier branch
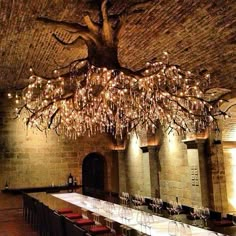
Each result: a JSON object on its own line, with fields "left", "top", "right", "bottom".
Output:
{"left": 101, "top": 0, "right": 113, "bottom": 46}
{"left": 83, "top": 15, "right": 99, "bottom": 34}
{"left": 109, "top": 0, "right": 152, "bottom": 20}
{"left": 37, "top": 16, "right": 88, "bottom": 32}
{"left": 53, "top": 57, "right": 88, "bottom": 71}
{"left": 48, "top": 108, "right": 60, "bottom": 129}
{"left": 224, "top": 103, "right": 236, "bottom": 113}
{"left": 11, "top": 0, "right": 233, "bottom": 139}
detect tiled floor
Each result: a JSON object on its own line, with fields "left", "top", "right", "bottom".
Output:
{"left": 0, "top": 208, "right": 38, "bottom": 236}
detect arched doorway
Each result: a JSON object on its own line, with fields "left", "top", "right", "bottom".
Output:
{"left": 82, "top": 152, "right": 105, "bottom": 198}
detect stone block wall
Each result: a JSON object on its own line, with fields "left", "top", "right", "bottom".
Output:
{"left": 158, "top": 134, "right": 191, "bottom": 204}
{"left": 141, "top": 152, "right": 151, "bottom": 196}
{"left": 224, "top": 149, "right": 236, "bottom": 211}
{"left": 222, "top": 104, "right": 236, "bottom": 212}
{"left": 0, "top": 96, "right": 115, "bottom": 191}
{"left": 123, "top": 131, "right": 194, "bottom": 205}
{"left": 126, "top": 133, "right": 144, "bottom": 195}
{"left": 1, "top": 92, "right": 236, "bottom": 213}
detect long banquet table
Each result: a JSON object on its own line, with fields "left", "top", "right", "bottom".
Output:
{"left": 51, "top": 192, "right": 223, "bottom": 236}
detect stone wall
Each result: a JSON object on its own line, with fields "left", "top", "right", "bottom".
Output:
{"left": 121, "top": 122, "right": 236, "bottom": 212}
{"left": 1, "top": 93, "right": 236, "bottom": 213}
{"left": 122, "top": 131, "right": 193, "bottom": 204}
{"left": 223, "top": 149, "right": 236, "bottom": 212}
{"left": 222, "top": 103, "right": 236, "bottom": 212}
{"left": 158, "top": 134, "right": 191, "bottom": 205}
{"left": 0, "top": 96, "right": 115, "bottom": 191}
{"left": 125, "top": 133, "right": 144, "bottom": 195}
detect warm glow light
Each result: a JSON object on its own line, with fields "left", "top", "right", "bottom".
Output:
{"left": 167, "top": 132, "right": 180, "bottom": 153}
{"left": 12, "top": 53, "right": 231, "bottom": 139}
{"left": 129, "top": 132, "right": 141, "bottom": 157}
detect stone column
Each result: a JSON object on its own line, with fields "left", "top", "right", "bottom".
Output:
{"left": 140, "top": 145, "right": 159, "bottom": 197}
{"left": 208, "top": 128, "right": 228, "bottom": 213}
{"left": 183, "top": 138, "right": 209, "bottom": 206}
{"left": 197, "top": 139, "right": 210, "bottom": 207}
{"left": 148, "top": 145, "right": 160, "bottom": 198}
{"left": 117, "top": 150, "right": 127, "bottom": 193}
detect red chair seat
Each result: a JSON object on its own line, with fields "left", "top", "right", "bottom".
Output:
{"left": 76, "top": 218, "right": 95, "bottom": 226}
{"left": 90, "top": 225, "right": 110, "bottom": 234}
{"left": 63, "top": 213, "right": 82, "bottom": 219}
{"left": 57, "top": 208, "right": 73, "bottom": 214}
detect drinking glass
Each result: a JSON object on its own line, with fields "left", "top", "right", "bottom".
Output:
{"left": 119, "top": 206, "right": 125, "bottom": 221}
{"left": 137, "top": 211, "right": 145, "bottom": 231}
{"left": 201, "top": 207, "right": 210, "bottom": 228}
{"left": 146, "top": 213, "right": 154, "bottom": 235}
{"left": 157, "top": 198, "right": 163, "bottom": 215}
{"left": 119, "top": 193, "right": 125, "bottom": 205}
{"left": 185, "top": 224, "right": 192, "bottom": 236}
{"left": 173, "top": 202, "right": 182, "bottom": 221}
{"left": 125, "top": 207, "right": 133, "bottom": 224}
{"left": 190, "top": 206, "right": 199, "bottom": 226}
{"left": 177, "top": 222, "right": 186, "bottom": 235}
{"left": 149, "top": 198, "right": 156, "bottom": 213}
{"left": 167, "top": 201, "right": 174, "bottom": 219}
{"left": 153, "top": 198, "right": 158, "bottom": 214}
{"left": 136, "top": 211, "right": 142, "bottom": 225}
{"left": 125, "top": 193, "right": 129, "bottom": 206}
{"left": 168, "top": 221, "right": 177, "bottom": 236}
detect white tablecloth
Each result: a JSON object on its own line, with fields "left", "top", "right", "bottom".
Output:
{"left": 51, "top": 193, "right": 219, "bottom": 236}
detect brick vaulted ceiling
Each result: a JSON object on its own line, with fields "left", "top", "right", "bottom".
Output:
{"left": 0, "top": 0, "right": 235, "bottom": 94}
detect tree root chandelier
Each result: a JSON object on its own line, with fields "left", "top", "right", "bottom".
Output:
{"left": 13, "top": 0, "right": 231, "bottom": 139}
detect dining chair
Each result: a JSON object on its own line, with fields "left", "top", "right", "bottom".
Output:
{"left": 49, "top": 210, "right": 66, "bottom": 236}
{"left": 64, "top": 217, "right": 86, "bottom": 236}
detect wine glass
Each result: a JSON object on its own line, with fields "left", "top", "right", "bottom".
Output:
{"left": 185, "top": 224, "right": 192, "bottom": 236}
{"left": 149, "top": 198, "right": 156, "bottom": 213}
{"left": 125, "top": 207, "right": 133, "bottom": 224}
{"left": 133, "top": 194, "right": 141, "bottom": 209}
{"left": 166, "top": 201, "right": 174, "bottom": 219}
{"left": 142, "top": 212, "right": 148, "bottom": 233}
{"left": 168, "top": 221, "right": 177, "bottom": 236}
{"left": 201, "top": 207, "right": 210, "bottom": 228}
{"left": 146, "top": 213, "right": 154, "bottom": 235}
{"left": 190, "top": 206, "right": 199, "bottom": 226}
{"left": 152, "top": 198, "right": 158, "bottom": 214}
{"left": 156, "top": 198, "right": 163, "bottom": 215}
{"left": 140, "top": 196, "right": 145, "bottom": 206}
{"left": 136, "top": 211, "right": 145, "bottom": 231}
{"left": 119, "top": 192, "right": 125, "bottom": 205}
{"left": 173, "top": 202, "right": 182, "bottom": 221}
{"left": 177, "top": 222, "right": 186, "bottom": 235}
{"left": 118, "top": 205, "right": 125, "bottom": 221}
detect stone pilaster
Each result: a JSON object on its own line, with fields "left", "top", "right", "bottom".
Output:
{"left": 209, "top": 134, "right": 228, "bottom": 213}
{"left": 183, "top": 138, "right": 209, "bottom": 206}
{"left": 148, "top": 145, "right": 160, "bottom": 198}
{"left": 140, "top": 145, "right": 159, "bottom": 197}
{"left": 116, "top": 150, "right": 127, "bottom": 193}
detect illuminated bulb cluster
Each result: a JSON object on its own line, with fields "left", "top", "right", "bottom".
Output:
{"left": 12, "top": 53, "right": 227, "bottom": 139}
